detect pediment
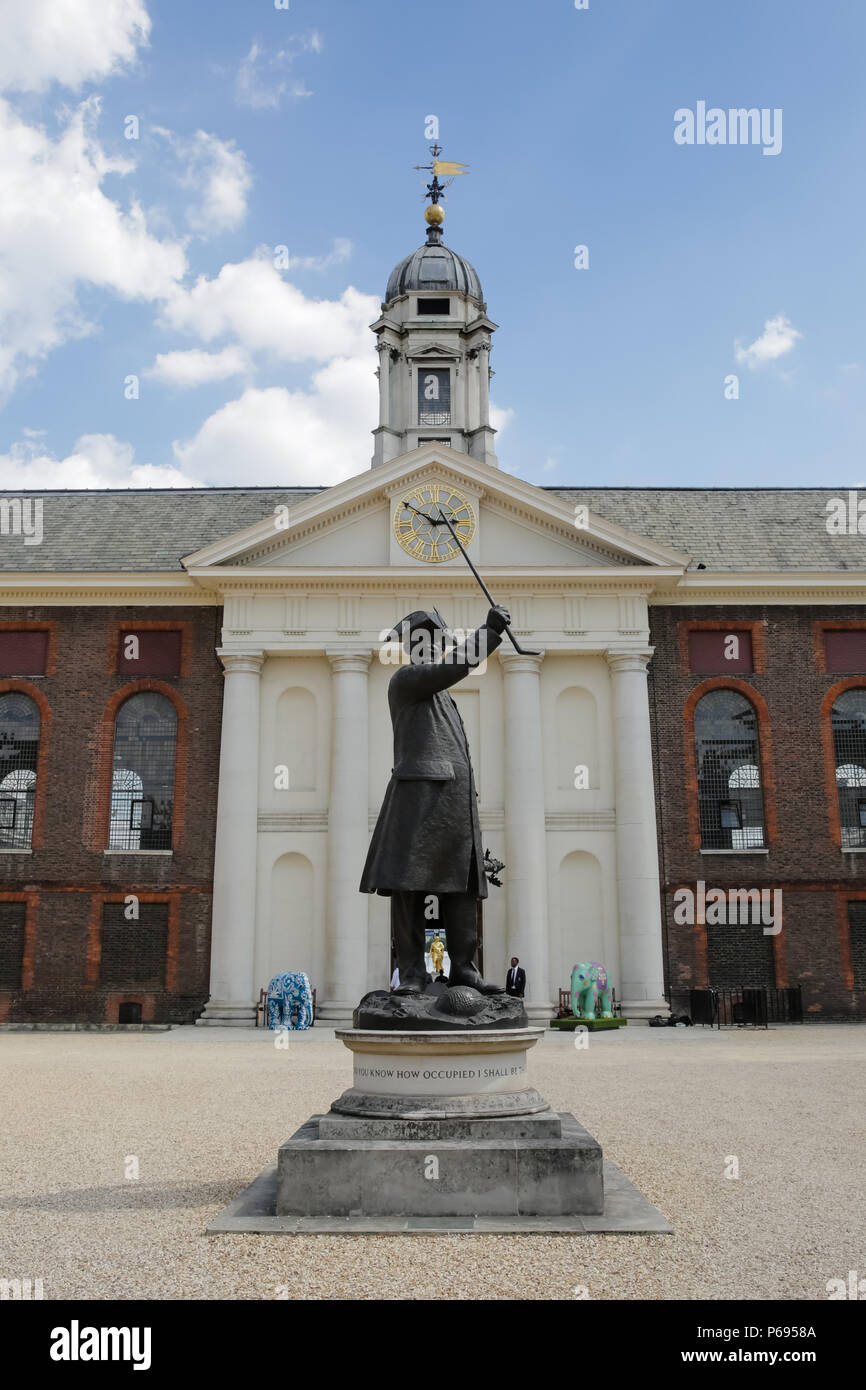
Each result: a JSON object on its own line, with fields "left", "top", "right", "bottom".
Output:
{"left": 411, "top": 343, "right": 458, "bottom": 357}
{"left": 181, "top": 444, "right": 690, "bottom": 578}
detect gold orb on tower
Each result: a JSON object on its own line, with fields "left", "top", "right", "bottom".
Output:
{"left": 425, "top": 203, "right": 445, "bottom": 226}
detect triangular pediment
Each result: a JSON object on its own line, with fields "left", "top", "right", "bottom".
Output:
{"left": 181, "top": 444, "right": 690, "bottom": 578}
{"left": 412, "top": 343, "right": 459, "bottom": 357}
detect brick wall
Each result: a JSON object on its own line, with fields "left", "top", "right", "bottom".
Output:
{"left": 0, "top": 605, "right": 222, "bottom": 1023}
{"left": 648, "top": 604, "right": 866, "bottom": 1020}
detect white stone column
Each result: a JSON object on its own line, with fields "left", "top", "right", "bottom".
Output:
{"left": 376, "top": 341, "right": 391, "bottom": 428}
{"left": 318, "top": 649, "right": 373, "bottom": 1024}
{"left": 477, "top": 342, "right": 491, "bottom": 428}
{"left": 605, "top": 649, "right": 668, "bottom": 1020}
{"left": 500, "top": 649, "right": 552, "bottom": 1023}
{"left": 198, "top": 651, "right": 263, "bottom": 1026}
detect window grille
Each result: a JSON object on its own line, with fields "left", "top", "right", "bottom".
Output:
{"left": 833, "top": 689, "right": 866, "bottom": 847}
{"left": 0, "top": 692, "right": 39, "bottom": 849}
{"left": 694, "top": 689, "right": 766, "bottom": 849}
{"left": 418, "top": 369, "right": 451, "bottom": 426}
{"left": 108, "top": 693, "right": 177, "bottom": 850}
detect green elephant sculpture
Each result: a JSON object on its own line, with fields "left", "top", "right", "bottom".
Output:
{"left": 571, "top": 961, "right": 613, "bottom": 1021}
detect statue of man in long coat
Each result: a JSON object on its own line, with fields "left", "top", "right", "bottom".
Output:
{"left": 360, "top": 606, "right": 509, "bottom": 995}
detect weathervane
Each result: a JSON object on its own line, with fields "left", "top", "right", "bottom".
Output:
{"left": 413, "top": 143, "right": 469, "bottom": 236}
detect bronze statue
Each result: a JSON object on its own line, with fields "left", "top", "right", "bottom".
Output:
{"left": 360, "top": 606, "right": 509, "bottom": 996}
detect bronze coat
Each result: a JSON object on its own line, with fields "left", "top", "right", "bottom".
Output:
{"left": 359, "top": 624, "right": 502, "bottom": 896}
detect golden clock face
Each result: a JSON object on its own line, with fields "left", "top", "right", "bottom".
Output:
{"left": 393, "top": 483, "right": 477, "bottom": 564}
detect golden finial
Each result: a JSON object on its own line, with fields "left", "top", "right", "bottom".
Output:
{"left": 413, "top": 143, "right": 469, "bottom": 238}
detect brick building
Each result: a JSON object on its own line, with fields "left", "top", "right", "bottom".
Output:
{"left": 0, "top": 595, "right": 226, "bottom": 1023}
{"left": 2, "top": 213, "right": 865, "bottom": 1025}
{"left": 1, "top": 486, "right": 865, "bottom": 1024}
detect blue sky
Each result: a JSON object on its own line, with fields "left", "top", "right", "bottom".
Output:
{"left": 1, "top": 0, "right": 864, "bottom": 490}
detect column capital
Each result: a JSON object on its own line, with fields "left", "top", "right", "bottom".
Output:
{"left": 498, "top": 648, "right": 545, "bottom": 675}
{"left": 326, "top": 648, "right": 373, "bottom": 674}
{"left": 218, "top": 651, "right": 264, "bottom": 676}
{"left": 605, "top": 648, "right": 653, "bottom": 675}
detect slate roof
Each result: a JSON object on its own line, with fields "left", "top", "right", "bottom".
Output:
{"left": 547, "top": 488, "right": 863, "bottom": 572}
{"left": 0, "top": 485, "right": 860, "bottom": 574}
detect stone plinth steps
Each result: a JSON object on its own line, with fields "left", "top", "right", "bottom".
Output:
{"left": 208, "top": 1027, "right": 672, "bottom": 1235}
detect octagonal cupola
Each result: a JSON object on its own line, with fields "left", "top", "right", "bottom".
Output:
{"left": 371, "top": 149, "right": 498, "bottom": 469}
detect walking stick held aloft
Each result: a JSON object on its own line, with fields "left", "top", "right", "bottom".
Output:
{"left": 400, "top": 500, "right": 541, "bottom": 656}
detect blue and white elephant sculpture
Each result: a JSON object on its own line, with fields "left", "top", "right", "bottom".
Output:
{"left": 571, "top": 962, "right": 613, "bottom": 1021}
{"left": 267, "top": 971, "right": 313, "bottom": 1030}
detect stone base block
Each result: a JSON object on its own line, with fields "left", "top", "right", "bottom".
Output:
{"left": 317, "top": 1109, "right": 564, "bottom": 1142}
{"left": 196, "top": 1001, "right": 256, "bottom": 1027}
{"left": 275, "top": 1111, "right": 604, "bottom": 1218}
{"left": 208, "top": 1158, "right": 673, "bottom": 1235}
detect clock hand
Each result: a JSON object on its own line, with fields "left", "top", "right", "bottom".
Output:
{"left": 401, "top": 500, "right": 441, "bottom": 528}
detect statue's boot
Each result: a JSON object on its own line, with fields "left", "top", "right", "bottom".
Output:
{"left": 391, "top": 891, "right": 431, "bottom": 995}
{"left": 446, "top": 898, "right": 505, "bottom": 995}
{"left": 448, "top": 966, "right": 505, "bottom": 995}
{"left": 393, "top": 975, "right": 429, "bottom": 995}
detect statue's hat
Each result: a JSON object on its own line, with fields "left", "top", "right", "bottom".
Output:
{"left": 387, "top": 609, "right": 449, "bottom": 643}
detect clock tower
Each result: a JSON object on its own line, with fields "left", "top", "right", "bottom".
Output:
{"left": 371, "top": 146, "right": 499, "bottom": 470}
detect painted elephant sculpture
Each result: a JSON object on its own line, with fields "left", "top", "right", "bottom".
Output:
{"left": 267, "top": 971, "right": 313, "bottom": 1030}
{"left": 571, "top": 962, "right": 613, "bottom": 1020}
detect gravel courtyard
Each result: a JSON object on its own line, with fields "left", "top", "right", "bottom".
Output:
{"left": 1, "top": 1023, "right": 863, "bottom": 1301}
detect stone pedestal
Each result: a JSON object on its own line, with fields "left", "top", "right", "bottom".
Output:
{"left": 274, "top": 1028, "right": 604, "bottom": 1219}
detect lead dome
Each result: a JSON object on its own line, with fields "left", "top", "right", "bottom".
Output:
{"left": 384, "top": 229, "right": 483, "bottom": 304}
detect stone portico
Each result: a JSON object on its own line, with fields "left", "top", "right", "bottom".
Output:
{"left": 191, "top": 447, "right": 682, "bottom": 1026}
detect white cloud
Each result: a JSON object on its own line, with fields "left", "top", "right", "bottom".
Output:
{"left": 154, "top": 127, "right": 252, "bottom": 236}
{"left": 0, "top": 0, "right": 150, "bottom": 94}
{"left": 145, "top": 346, "right": 249, "bottom": 388}
{"left": 285, "top": 238, "right": 353, "bottom": 271}
{"left": 0, "top": 433, "right": 196, "bottom": 488}
{"left": 160, "top": 256, "right": 379, "bottom": 363}
{"left": 490, "top": 402, "right": 514, "bottom": 436}
{"left": 0, "top": 95, "right": 187, "bottom": 396}
{"left": 234, "top": 36, "right": 321, "bottom": 110}
{"left": 172, "top": 356, "right": 378, "bottom": 485}
{"left": 735, "top": 314, "right": 803, "bottom": 370}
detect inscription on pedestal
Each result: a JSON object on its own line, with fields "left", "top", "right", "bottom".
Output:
{"left": 354, "top": 1057, "right": 527, "bottom": 1095}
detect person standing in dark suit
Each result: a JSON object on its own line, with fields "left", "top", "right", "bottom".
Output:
{"left": 360, "top": 605, "right": 509, "bottom": 996}
{"left": 505, "top": 957, "right": 526, "bottom": 998}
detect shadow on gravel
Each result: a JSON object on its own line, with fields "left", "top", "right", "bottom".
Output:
{"left": 0, "top": 1182, "right": 238, "bottom": 1212}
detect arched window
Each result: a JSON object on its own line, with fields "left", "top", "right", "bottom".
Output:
{"left": 694, "top": 689, "right": 766, "bottom": 850}
{"left": 108, "top": 693, "right": 177, "bottom": 850}
{"left": 832, "top": 689, "right": 866, "bottom": 848}
{"left": 0, "top": 692, "right": 40, "bottom": 849}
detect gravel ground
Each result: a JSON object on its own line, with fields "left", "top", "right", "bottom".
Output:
{"left": 1, "top": 1023, "right": 864, "bottom": 1301}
